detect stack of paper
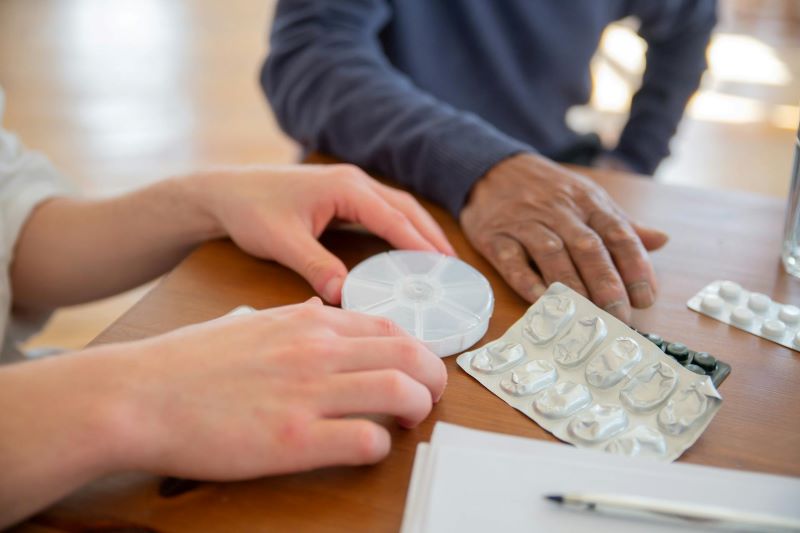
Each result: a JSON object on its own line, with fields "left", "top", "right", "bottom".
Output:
{"left": 401, "top": 423, "right": 800, "bottom": 532}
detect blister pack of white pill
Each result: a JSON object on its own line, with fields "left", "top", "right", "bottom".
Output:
{"left": 457, "top": 283, "right": 723, "bottom": 462}
{"left": 687, "top": 280, "right": 800, "bottom": 352}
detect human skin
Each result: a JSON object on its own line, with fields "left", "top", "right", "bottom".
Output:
{"left": 11, "top": 163, "right": 454, "bottom": 310}
{"left": 0, "top": 300, "right": 446, "bottom": 526}
{"left": 460, "top": 153, "right": 669, "bottom": 323}
{"left": 2, "top": 163, "right": 454, "bottom": 526}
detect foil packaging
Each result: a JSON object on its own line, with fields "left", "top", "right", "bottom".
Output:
{"left": 457, "top": 282, "right": 722, "bottom": 462}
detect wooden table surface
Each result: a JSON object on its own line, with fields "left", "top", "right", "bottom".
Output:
{"left": 23, "top": 163, "right": 800, "bottom": 532}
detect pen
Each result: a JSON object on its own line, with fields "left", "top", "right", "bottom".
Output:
{"left": 545, "top": 492, "right": 800, "bottom": 532}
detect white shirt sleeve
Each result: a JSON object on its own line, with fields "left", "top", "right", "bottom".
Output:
{"left": 0, "top": 88, "right": 75, "bottom": 363}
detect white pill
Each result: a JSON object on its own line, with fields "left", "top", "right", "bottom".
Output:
{"left": 701, "top": 294, "right": 724, "bottom": 314}
{"left": 731, "top": 306, "right": 754, "bottom": 326}
{"left": 762, "top": 319, "right": 786, "bottom": 338}
{"left": 779, "top": 305, "right": 800, "bottom": 324}
{"left": 748, "top": 293, "right": 771, "bottom": 313}
{"left": 718, "top": 281, "right": 741, "bottom": 300}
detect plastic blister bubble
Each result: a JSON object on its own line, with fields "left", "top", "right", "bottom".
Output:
{"left": 688, "top": 279, "right": 800, "bottom": 352}
{"left": 606, "top": 426, "right": 668, "bottom": 458}
{"left": 657, "top": 380, "right": 715, "bottom": 436}
{"left": 567, "top": 404, "right": 628, "bottom": 443}
{"left": 585, "top": 337, "right": 641, "bottom": 389}
{"left": 457, "top": 282, "right": 723, "bottom": 462}
{"left": 342, "top": 251, "right": 494, "bottom": 357}
{"left": 470, "top": 342, "right": 525, "bottom": 374}
{"left": 523, "top": 294, "right": 575, "bottom": 344}
{"left": 499, "top": 359, "right": 558, "bottom": 396}
{"left": 619, "top": 361, "right": 678, "bottom": 412}
{"left": 553, "top": 316, "right": 606, "bottom": 367}
{"left": 533, "top": 381, "right": 592, "bottom": 419}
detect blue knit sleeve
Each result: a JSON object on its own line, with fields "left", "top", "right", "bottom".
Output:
{"left": 612, "top": 0, "right": 717, "bottom": 174}
{"left": 261, "top": 0, "right": 532, "bottom": 216}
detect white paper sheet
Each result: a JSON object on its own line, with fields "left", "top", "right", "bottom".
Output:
{"left": 401, "top": 423, "right": 800, "bottom": 533}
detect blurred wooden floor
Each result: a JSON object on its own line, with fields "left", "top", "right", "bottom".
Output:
{"left": 0, "top": 0, "right": 797, "bottom": 351}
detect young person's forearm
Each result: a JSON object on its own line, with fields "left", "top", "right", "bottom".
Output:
{"left": 0, "top": 346, "right": 134, "bottom": 527}
{"left": 10, "top": 177, "right": 219, "bottom": 309}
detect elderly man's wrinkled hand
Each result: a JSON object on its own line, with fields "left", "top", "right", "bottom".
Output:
{"left": 459, "top": 153, "right": 668, "bottom": 322}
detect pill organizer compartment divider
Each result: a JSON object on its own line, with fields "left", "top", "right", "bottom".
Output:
{"left": 342, "top": 251, "right": 494, "bottom": 357}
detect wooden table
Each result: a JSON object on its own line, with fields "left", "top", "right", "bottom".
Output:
{"left": 24, "top": 163, "right": 800, "bottom": 532}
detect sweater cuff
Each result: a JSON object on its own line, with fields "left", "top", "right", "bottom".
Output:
{"left": 420, "top": 121, "right": 534, "bottom": 217}
{"left": 611, "top": 131, "right": 665, "bottom": 176}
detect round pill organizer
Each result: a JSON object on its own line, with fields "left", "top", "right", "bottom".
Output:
{"left": 341, "top": 251, "right": 494, "bottom": 357}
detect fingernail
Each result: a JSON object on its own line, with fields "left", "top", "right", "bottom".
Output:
{"left": 603, "top": 300, "right": 630, "bottom": 322}
{"left": 627, "top": 281, "right": 654, "bottom": 308}
{"left": 435, "top": 378, "right": 447, "bottom": 403}
{"left": 322, "top": 276, "right": 342, "bottom": 302}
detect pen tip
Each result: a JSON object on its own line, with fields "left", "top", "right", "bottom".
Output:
{"left": 544, "top": 495, "right": 564, "bottom": 504}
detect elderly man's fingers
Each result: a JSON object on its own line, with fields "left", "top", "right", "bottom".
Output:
{"left": 630, "top": 220, "right": 669, "bottom": 251}
{"left": 589, "top": 211, "right": 658, "bottom": 309}
{"left": 482, "top": 233, "right": 547, "bottom": 303}
{"left": 516, "top": 223, "right": 588, "bottom": 298}
{"left": 561, "top": 218, "right": 631, "bottom": 322}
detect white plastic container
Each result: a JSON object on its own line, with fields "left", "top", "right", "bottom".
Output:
{"left": 341, "top": 251, "right": 494, "bottom": 357}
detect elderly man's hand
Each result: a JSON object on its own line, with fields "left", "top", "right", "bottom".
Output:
{"left": 460, "top": 153, "right": 668, "bottom": 322}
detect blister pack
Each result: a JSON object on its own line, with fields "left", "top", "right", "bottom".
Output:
{"left": 688, "top": 280, "right": 799, "bottom": 352}
{"left": 634, "top": 332, "right": 731, "bottom": 388}
{"left": 457, "top": 283, "right": 723, "bottom": 462}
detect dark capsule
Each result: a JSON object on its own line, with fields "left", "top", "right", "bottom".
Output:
{"left": 644, "top": 333, "right": 663, "bottom": 347}
{"left": 685, "top": 363, "right": 707, "bottom": 375}
{"left": 666, "top": 342, "right": 690, "bottom": 363}
{"left": 693, "top": 352, "right": 717, "bottom": 372}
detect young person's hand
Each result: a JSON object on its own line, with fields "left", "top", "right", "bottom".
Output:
{"left": 12, "top": 164, "right": 453, "bottom": 310}
{"left": 187, "top": 164, "right": 455, "bottom": 302}
{"left": 0, "top": 299, "right": 447, "bottom": 525}
{"left": 113, "top": 299, "right": 446, "bottom": 478}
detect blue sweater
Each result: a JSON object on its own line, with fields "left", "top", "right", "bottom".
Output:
{"left": 262, "top": 1, "right": 715, "bottom": 216}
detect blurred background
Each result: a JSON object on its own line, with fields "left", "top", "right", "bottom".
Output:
{"left": 0, "top": 0, "right": 797, "bottom": 350}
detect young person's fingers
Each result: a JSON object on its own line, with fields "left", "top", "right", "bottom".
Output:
{"left": 336, "top": 184, "right": 439, "bottom": 255}
{"left": 318, "top": 369, "right": 433, "bottom": 428}
{"left": 300, "top": 306, "right": 414, "bottom": 339}
{"left": 293, "top": 419, "right": 391, "bottom": 470}
{"left": 269, "top": 226, "right": 349, "bottom": 303}
{"left": 322, "top": 336, "right": 446, "bottom": 401}
{"left": 369, "top": 183, "right": 455, "bottom": 256}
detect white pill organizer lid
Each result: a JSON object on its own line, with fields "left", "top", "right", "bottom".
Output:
{"left": 341, "top": 251, "right": 494, "bottom": 357}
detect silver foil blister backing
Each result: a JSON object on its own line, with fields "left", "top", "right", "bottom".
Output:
{"left": 457, "top": 283, "right": 723, "bottom": 462}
